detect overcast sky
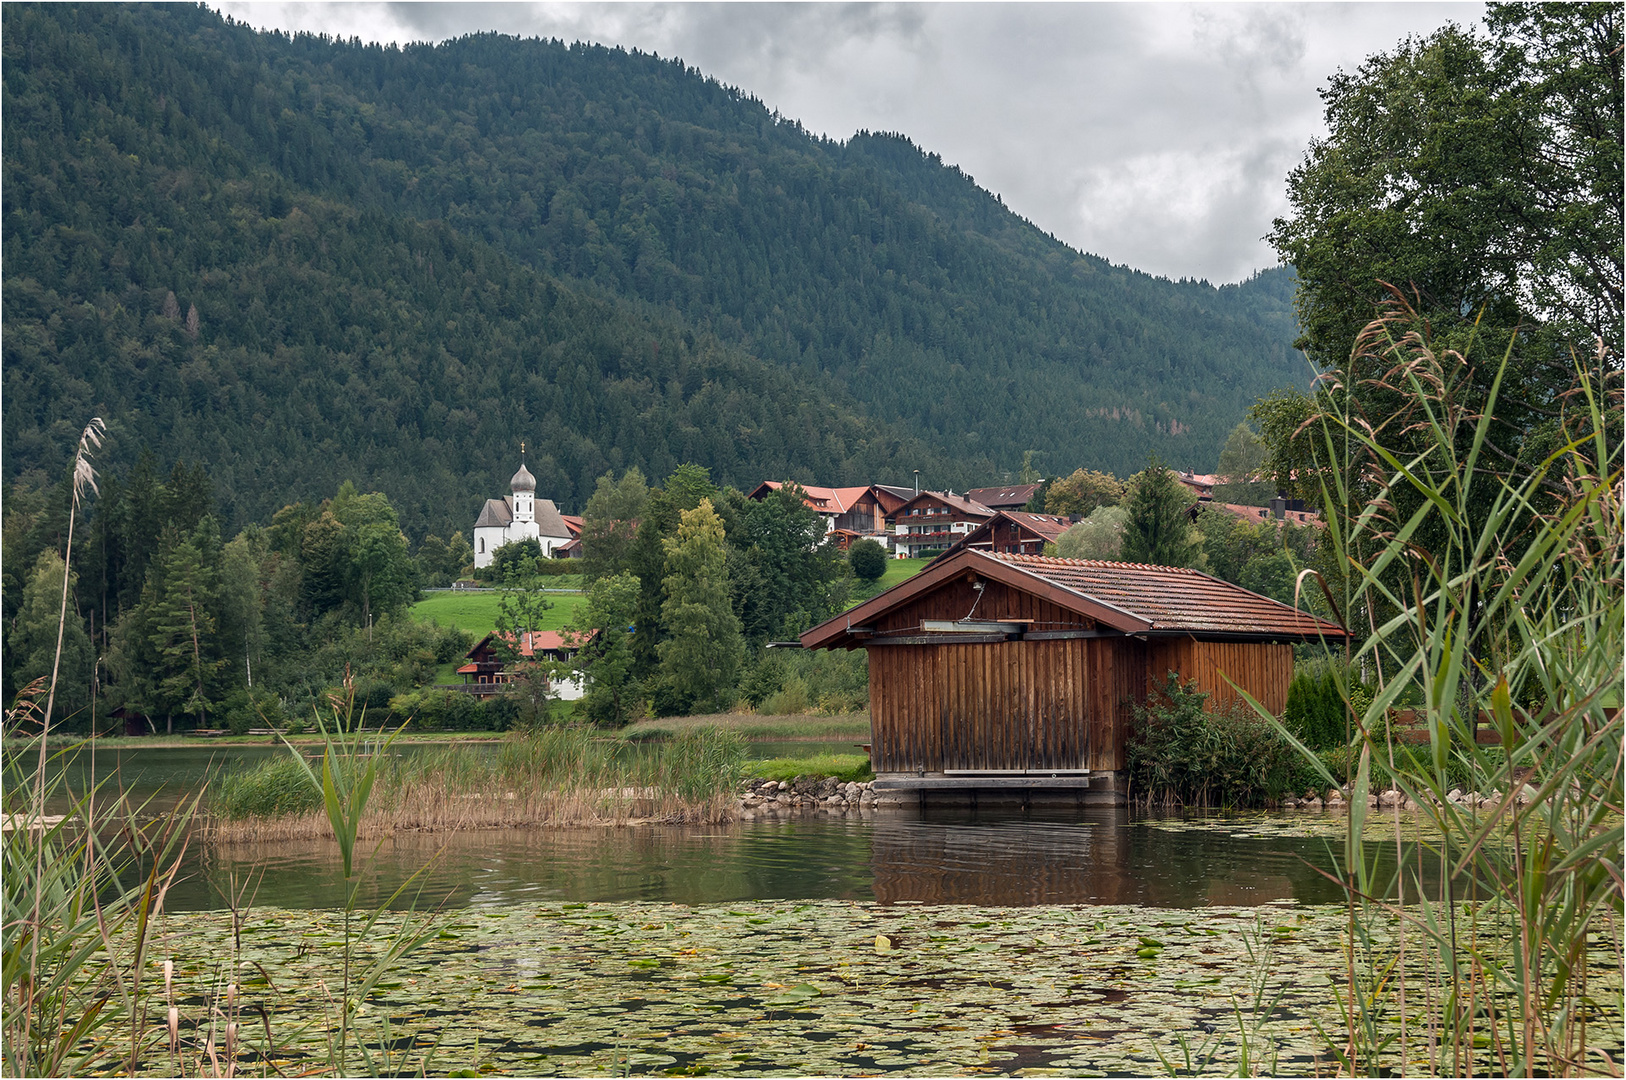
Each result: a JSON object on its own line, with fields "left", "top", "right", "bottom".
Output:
{"left": 216, "top": 2, "right": 1482, "bottom": 284}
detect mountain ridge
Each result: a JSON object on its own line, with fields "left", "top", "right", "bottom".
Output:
{"left": 2, "top": 4, "right": 1305, "bottom": 539}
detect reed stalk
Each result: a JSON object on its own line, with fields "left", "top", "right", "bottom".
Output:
{"left": 206, "top": 725, "right": 748, "bottom": 841}
{"left": 1240, "top": 304, "right": 1623, "bottom": 1075}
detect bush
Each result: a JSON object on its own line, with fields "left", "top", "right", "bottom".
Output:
{"left": 760, "top": 675, "right": 810, "bottom": 716}
{"left": 739, "top": 653, "right": 788, "bottom": 707}
{"left": 212, "top": 755, "right": 322, "bottom": 819}
{"left": 1128, "top": 672, "right": 1302, "bottom": 807}
{"left": 1283, "top": 660, "right": 1348, "bottom": 750}
{"left": 848, "top": 538, "right": 888, "bottom": 582}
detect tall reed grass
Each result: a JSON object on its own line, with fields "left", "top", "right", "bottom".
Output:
{"left": 1247, "top": 307, "right": 1623, "bottom": 1076}
{"left": 207, "top": 725, "right": 748, "bottom": 841}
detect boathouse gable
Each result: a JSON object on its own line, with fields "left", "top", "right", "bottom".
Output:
{"left": 800, "top": 549, "right": 1347, "bottom": 792}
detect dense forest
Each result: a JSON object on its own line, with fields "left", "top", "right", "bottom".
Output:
{"left": 2, "top": 3, "right": 1305, "bottom": 542}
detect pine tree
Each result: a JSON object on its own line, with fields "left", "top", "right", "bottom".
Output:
{"left": 1121, "top": 456, "right": 1203, "bottom": 569}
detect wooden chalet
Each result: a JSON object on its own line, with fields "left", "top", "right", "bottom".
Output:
{"left": 801, "top": 549, "right": 1347, "bottom": 803}
{"left": 458, "top": 629, "right": 596, "bottom": 700}
{"left": 933, "top": 510, "right": 1075, "bottom": 561}
{"left": 887, "top": 491, "right": 995, "bottom": 559}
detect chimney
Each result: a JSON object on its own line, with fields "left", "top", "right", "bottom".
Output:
{"left": 913, "top": 469, "right": 920, "bottom": 496}
{"left": 1270, "top": 496, "right": 1286, "bottom": 520}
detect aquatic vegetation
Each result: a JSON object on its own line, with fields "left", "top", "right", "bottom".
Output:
{"left": 205, "top": 725, "right": 749, "bottom": 841}
{"left": 1247, "top": 318, "right": 1623, "bottom": 1075}
{"left": 138, "top": 898, "right": 1621, "bottom": 1077}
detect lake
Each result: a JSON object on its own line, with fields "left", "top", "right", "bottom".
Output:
{"left": 18, "top": 743, "right": 1428, "bottom": 913}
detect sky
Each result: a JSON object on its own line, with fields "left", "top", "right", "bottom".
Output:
{"left": 215, "top": 2, "right": 1483, "bottom": 284}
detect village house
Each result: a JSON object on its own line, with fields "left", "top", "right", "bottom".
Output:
{"left": 931, "top": 510, "right": 1075, "bottom": 561}
{"left": 472, "top": 459, "right": 574, "bottom": 568}
{"left": 800, "top": 548, "right": 1347, "bottom": 804}
{"left": 747, "top": 481, "right": 902, "bottom": 550}
{"left": 886, "top": 491, "right": 995, "bottom": 559}
{"left": 457, "top": 629, "right": 597, "bottom": 700}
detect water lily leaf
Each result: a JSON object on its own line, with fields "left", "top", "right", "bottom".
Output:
{"left": 764, "top": 983, "right": 823, "bottom": 1006}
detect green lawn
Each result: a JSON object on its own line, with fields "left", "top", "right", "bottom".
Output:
{"left": 846, "top": 557, "right": 931, "bottom": 607}
{"left": 411, "top": 589, "right": 586, "bottom": 641}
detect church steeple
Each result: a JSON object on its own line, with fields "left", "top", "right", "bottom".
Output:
{"left": 511, "top": 443, "right": 536, "bottom": 523}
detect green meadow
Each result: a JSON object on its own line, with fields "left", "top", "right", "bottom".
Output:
{"left": 411, "top": 588, "right": 587, "bottom": 641}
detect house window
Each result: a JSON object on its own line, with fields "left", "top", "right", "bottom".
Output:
{"left": 479, "top": 538, "right": 486, "bottom": 553}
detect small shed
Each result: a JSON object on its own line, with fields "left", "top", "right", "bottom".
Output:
{"left": 800, "top": 550, "right": 1346, "bottom": 801}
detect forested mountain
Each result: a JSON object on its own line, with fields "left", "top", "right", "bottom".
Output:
{"left": 2, "top": 3, "right": 1304, "bottom": 539}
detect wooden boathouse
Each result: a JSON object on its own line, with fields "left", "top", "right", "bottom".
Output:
{"left": 799, "top": 550, "right": 1348, "bottom": 804}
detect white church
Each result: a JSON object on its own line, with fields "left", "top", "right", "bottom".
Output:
{"left": 472, "top": 459, "right": 574, "bottom": 568}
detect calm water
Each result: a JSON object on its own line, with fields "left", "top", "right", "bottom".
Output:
{"left": 16, "top": 744, "right": 1424, "bottom": 913}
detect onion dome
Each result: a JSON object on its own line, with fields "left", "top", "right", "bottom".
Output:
{"left": 510, "top": 462, "right": 536, "bottom": 493}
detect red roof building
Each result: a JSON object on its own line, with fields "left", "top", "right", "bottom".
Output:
{"left": 932, "top": 510, "right": 1075, "bottom": 561}
{"left": 964, "top": 483, "right": 1044, "bottom": 512}
{"left": 747, "top": 482, "right": 892, "bottom": 541}
{"left": 458, "top": 629, "right": 597, "bottom": 700}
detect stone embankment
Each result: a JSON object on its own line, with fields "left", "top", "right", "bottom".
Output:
{"left": 1282, "top": 785, "right": 1543, "bottom": 811}
{"left": 736, "top": 776, "right": 906, "bottom": 817}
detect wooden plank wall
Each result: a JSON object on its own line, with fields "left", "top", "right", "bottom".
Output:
{"left": 867, "top": 637, "right": 1143, "bottom": 774}
{"left": 869, "top": 577, "right": 1094, "bottom": 635}
{"left": 1146, "top": 638, "right": 1294, "bottom": 716}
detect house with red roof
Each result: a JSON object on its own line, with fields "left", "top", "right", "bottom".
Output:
{"left": 746, "top": 481, "right": 893, "bottom": 548}
{"left": 457, "top": 628, "right": 598, "bottom": 700}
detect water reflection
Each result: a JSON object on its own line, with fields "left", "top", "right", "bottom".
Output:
{"left": 869, "top": 811, "right": 1347, "bottom": 906}
{"left": 165, "top": 808, "right": 1423, "bottom": 913}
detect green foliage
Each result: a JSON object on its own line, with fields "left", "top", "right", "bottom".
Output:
{"left": 759, "top": 675, "right": 811, "bottom": 716}
{"left": 656, "top": 727, "right": 748, "bottom": 803}
{"left": 1043, "top": 468, "right": 1125, "bottom": 517}
{"left": 1127, "top": 673, "right": 1303, "bottom": 808}
{"left": 567, "top": 571, "right": 643, "bottom": 727}
{"left": 1211, "top": 422, "right": 1273, "bottom": 505}
{"left": 655, "top": 499, "right": 744, "bottom": 714}
{"left": 386, "top": 687, "right": 491, "bottom": 732}
{"left": 1054, "top": 505, "right": 1127, "bottom": 561}
{"left": 1120, "top": 456, "right": 1203, "bottom": 569}
{"left": 745, "top": 754, "right": 874, "bottom": 784}
{"left": 580, "top": 468, "right": 649, "bottom": 584}
{"left": 731, "top": 483, "right": 842, "bottom": 643}
{"left": 415, "top": 531, "right": 472, "bottom": 587}
{"left": 6, "top": 550, "right": 93, "bottom": 729}
{"left": 847, "top": 537, "right": 888, "bottom": 583}
{"left": 1282, "top": 660, "right": 1351, "bottom": 751}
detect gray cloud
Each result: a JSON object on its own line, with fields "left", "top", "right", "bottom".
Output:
{"left": 217, "top": 2, "right": 1481, "bottom": 282}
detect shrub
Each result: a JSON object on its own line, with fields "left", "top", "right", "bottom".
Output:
{"left": 739, "top": 653, "right": 788, "bottom": 708}
{"left": 760, "top": 674, "right": 811, "bottom": 716}
{"left": 1128, "top": 672, "right": 1301, "bottom": 807}
{"left": 848, "top": 538, "right": 888, "bottom": 582}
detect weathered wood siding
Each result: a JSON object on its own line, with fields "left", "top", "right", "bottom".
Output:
{"left": 868, "top": 575, "right": 1095, "bottom": 635}
{"left": 860, "top": 570, "right": 1296, "bottom": 775}
{"left": 866, "top": 636, "right": 1144, "bottom": 773}
{"left": 1146, "top": 638, "right": 1295, "bottom": 716}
